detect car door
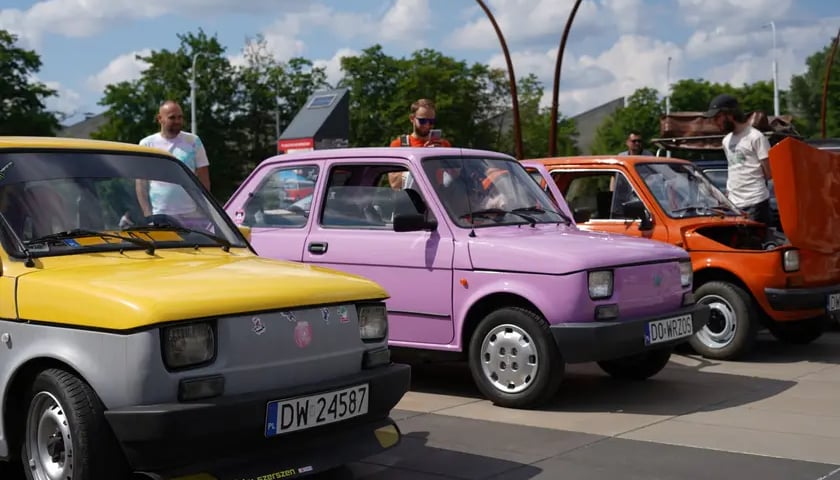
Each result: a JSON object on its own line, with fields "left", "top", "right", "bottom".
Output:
{"left": 226, "top": 162, "right": 322, "bottom": 262}
{"left": 302, "top": 159, "right": 456, "bottom": 346}
{"left": 550, "top": 168, "right": 669, "bottom": 241}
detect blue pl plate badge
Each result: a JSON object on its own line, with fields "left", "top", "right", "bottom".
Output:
{"left": 63, "top": 239, "right": 81, "bottom": 247}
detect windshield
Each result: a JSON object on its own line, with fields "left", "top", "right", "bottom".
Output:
{"left": 0, "top": 151, "right": 247, "bottom": 258}
{"left": 422, "top": 156, "right": 570, "bottom": 228}
{"left": 635, "top": 162, "right": 741, "bottom": 218}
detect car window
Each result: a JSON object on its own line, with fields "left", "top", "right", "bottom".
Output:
{"left": 320, "top": 164, "right": 432, "bottom": 229}
{"left": 635, "top": 163, "right": 740, "bottom": 218}
{"left": 554, "top": 171, "right": 642, "bottom": 220}
{"left": 703, "top": 169, "right": 728, "bottom": 192}
{"left": 0, "top": 151, "right": 247, "bottom": 258}
{"left": 240, "top": 165, "right": 319, "bottom": 228}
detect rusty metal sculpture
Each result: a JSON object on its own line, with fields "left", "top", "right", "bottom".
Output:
{"left": 549, "top": 0, "right": 583, "bottom": 156}
{"left": 821, "top": 28, "right": 839, "bottom": 139}
{"left": 476, "top": 0, "right": 523, "bottom": 159}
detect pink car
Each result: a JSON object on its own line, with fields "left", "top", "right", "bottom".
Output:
{"left": 225, "top": 147, "right": 710, "bottom": 409}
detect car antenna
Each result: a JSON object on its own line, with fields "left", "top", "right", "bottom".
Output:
{"left": 460, "top": 159, "right": 477, "bottom": 237}
{"left": 0, "top": 213, "right": 35, "bottom": 267}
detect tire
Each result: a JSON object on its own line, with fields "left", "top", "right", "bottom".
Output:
{"left": 468, "top": 307, "right": 564, "bottom": 409}
{"left": 767, "top": 316, "right": 826, "bottom": 345}
{"left": 689, "top": 281, "right": 758, "bottom": 360}
{"left": 21, "top": 368, "right": 130, "bottom": 480}
{"left": 597, "top": 348, "right": 672, "bottom": 380}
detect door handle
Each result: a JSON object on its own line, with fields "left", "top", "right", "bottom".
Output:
{"left": 308, "top": 242, "right": 328, "bottom": 254}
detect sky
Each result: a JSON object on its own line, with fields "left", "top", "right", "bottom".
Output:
{"left": 2, "top": 0, "right": 839, "bottom": 127}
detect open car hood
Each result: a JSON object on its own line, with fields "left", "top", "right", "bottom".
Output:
{"left": 769, "top": 137, "right": 840, "bottom": 253}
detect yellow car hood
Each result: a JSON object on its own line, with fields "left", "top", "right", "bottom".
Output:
{"left": 15, "top": 250, "right": 388, "bottom": 331}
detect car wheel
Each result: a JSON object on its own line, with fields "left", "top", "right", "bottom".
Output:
{"left": 468, "top": 307, "right": 564, "bottom": 409}
{"left": 767, "top": 316, "right": 826, "bottom": 345}
{"left": 597, "top": 348, "right": 672, "bottom": 380}
{"left": 689, "top": 281, "right": 758, "bottom": 360}
{"left": 21, "top": 368, "right": 129, "bottom": 480}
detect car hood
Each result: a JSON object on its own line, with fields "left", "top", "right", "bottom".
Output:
{"left": 466, "top": 225, "right": 687, "bottom": 274}
{"left": 15, "top": 250, "right": 388, "bottom": 331}
{"left": 769, "top": 138, "right": 840, "bottom": 253}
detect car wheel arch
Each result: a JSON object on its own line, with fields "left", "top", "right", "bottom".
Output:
{"left": 460, "top": 292, "right": 544, "bottom": 354}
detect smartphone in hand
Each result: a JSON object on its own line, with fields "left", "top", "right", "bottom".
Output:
{"left": 429, "top": 129, "right": 442, "bottom": 140}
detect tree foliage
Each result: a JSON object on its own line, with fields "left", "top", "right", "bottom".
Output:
{"left": 0, "top": 29, "right": 61, "bottom": 135}
{"left": 789, "top": 35, "right": 840, "bottom": 138}
{"left": 590, "top": 87, "right": 663, "bottom": 154}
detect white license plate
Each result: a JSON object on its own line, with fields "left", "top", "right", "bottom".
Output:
{"left": 829, "top": 293, "right": 840, "bottom": 312}
{"left": 644, "top": 314, "right": 694, "bottom": 346}
{"left": 265, "top": 384, "right": 369, "bottom": 437}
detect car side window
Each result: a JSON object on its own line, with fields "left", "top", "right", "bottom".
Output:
{"left": 240, "top": 165, "right": 319, "bottom": 228}
{"left": 554, "top": 171, "right": 641, "bottom": 220}
{"left": 320, "top": 164, "right": 431, "bottom": 229}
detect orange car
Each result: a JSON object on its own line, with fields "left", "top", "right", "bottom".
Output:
{"left": 521, "top": 137, "right": 840, "bottom": 360}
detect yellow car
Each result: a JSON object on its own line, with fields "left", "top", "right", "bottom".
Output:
{"left": 0, "top": 137, "right": 410, "bottom": 480}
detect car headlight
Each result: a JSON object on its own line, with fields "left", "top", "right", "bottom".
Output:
{"left": 782, "top": 249, "right": 800, "bottom": 272}
{"left": 588, "top": 270, "right": 613, "bottom": 299}
{"left": 358, "top": 304, "right": 388, "bottom": 342}
{"left": 162, "top": 322, "right": 215, "bottom": 369}
{"left": 679, "top": 260, "right": 693, "bottom": 287}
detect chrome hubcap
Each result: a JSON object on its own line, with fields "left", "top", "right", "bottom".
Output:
{"left": 479, "top": 324, "right": 538, "bottom": 394}
{"left": 26, "top": 391, "right": 73, "bottom": 480}
{"left": 696, "top": 294, "right": 737, "bottom": 349}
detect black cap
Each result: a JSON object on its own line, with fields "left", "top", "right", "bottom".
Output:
{"left": 703, "top": 94, "right": 740, "bottom": 117}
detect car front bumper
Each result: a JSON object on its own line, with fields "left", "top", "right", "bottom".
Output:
{"left": 550, "top": 303, "right": 711, "bottom": 363}
{"left": 105, "top": 363, "right": 411, "bottom": 479}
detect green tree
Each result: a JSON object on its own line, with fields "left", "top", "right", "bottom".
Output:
{"left": 590, "top": 87, "right": 663, "bottom": 154}
{"left": 669, "top": 78, "right": 786, "bottom": 115}
{"left": 0, "top": 29, "right": 60, "bottom": 135}
{"left": 231, "top": 35, "right": 329, "bottom": 179}
{"left": 789, "top": 36, "right": 840, "bottom": 138}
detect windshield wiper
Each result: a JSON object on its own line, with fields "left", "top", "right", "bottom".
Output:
{"left": 124, "top": 224, "right": 232, "bottom": 252}
{"left": 27, "top": 229, "right": 155, "bottom": 255}
{"left": 671, "top": 205, "right": 728, "bottom": 217}
{"left": 469, "top": 208, "right": 538, "bottom": 226}
{"left": 512, "top": 206, "right": 572, "bottom": 225}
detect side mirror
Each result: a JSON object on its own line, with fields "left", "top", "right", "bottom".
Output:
{"left": 394, "top": 213, "right": 437, "bottom": 232}
{"left": 622, "top": 199, "right": 653, "bottom": 231}
{"left": 237, "top": 225, "right": 252, "bottom": 242}
{"left": 572, "top": 208, "right": 591, "bottom": 223}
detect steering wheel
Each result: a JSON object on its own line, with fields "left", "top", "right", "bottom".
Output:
{"left": 143, "top": 214, "right": 184, "bottom": 228}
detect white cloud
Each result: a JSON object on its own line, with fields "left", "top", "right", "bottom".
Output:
{"left": 380, "top": 0, "right": 431, "bottom": 43}
{"left": 0, "top": 0, "right": 303, "bottom": 46}
{"left": 86, "top": 49, "right": 151, "bottom": 93}
{"left": 42, "top": 80, "right": 82, "bottom": 118}
{"left": 677, "top": 0, "right": 793, "bottom": 28}
{"left": 448, "top": 0, "right": 605, "bottom": 50}
{"left": 313, "top": 48, "right": 360, "bottom": 87}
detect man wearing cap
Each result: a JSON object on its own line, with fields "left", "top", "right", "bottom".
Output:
{"left": 703, "top": 94, "right": 772, "bottom": 225}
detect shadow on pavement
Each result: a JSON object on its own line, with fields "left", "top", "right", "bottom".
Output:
{"left": 402, "top": 351, "right": 799, "bottom": 415}
{"left": 330, "top": 431, "right": 543, "bottom": 480}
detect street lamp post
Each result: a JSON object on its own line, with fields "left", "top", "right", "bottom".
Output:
{"left": 190, "top": 52, "right": 208, "bottom": 135}
{"left": 821, "top": 28, "right": 840, "bottom": 139}
{"left": 763, "top": 21, "right": 780, "bottom": 117}
{"left": 666, "top": 56, "right": 672, "bottom": 116}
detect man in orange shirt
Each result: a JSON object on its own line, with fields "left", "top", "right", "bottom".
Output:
{"left": 389, "top": 98, "right": 452, "bottom": 189}
{"left": 389, "top": 98, "right": 452, "bottom": 148}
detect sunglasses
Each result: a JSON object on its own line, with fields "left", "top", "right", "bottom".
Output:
{"left": 415, "top": 117, "right": 436, "bottom": 125}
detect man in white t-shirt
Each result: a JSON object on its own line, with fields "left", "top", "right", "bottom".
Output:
{"left": 136, "top": 100, "right": 211, "bottom": 217}
{"left": 703, "top": 94, "right": 772, "bottom": 225}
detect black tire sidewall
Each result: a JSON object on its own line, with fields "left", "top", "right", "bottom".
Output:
{"left": 690, "top": 281, "right": 757, "bottom": 360}
{"left": 468, "top": 307, "right": 563, "bottom": 409}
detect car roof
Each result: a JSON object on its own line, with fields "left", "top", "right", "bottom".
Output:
{"left": 527, "top": 155, "right": 693, "bottom": 167}
{"left": 257, "top": 146, "right": 515, "bottom": 165}
{"left": 0, "top": 136, "right": 170, "bottom": 157}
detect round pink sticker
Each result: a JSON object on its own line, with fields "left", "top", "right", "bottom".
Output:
{"left": 294, "top": 321, "right": 312, "bottom": 348}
